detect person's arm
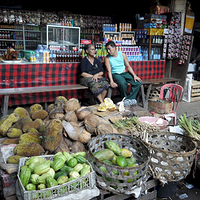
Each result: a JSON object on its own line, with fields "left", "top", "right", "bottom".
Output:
{"left": 104, "top": 57, "right": 118, "bottom": 88}
{"left": 192, "top": 52, "right": 200, "bottom": 63}
{"left": 122, "top": 53, "right": 142, "bottom": 82}
{"left": 81, "top": 58, "right": 104, "bottom": 81}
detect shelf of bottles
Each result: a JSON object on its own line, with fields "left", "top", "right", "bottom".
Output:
{"left": 0, "top": 24, "right": 41, "bottom": 51}
{"left": 135, "top": 29, "right": 164, "bottom": 60}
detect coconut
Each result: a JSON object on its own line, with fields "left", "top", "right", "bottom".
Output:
{"left": 84, "top": 113, "right": 102, "bottom": 134}
{"left": 96, "top": 122, "right": 118, "bottom": 135}
{"left": 62, "top": 121, "right": 80, "bottom": 141}
{"left": 78, "top": 127, "right": 91, "bottom": 143}
{"left": 70, "top": 141, "right": 86, "bottom": 153}
{"left": 64, "top": 111, "right": 78, "bottom": 122}
{"left": 64, "top": 98, "right": 80, "bottom": 112}
{"left": 49, "top": 107, "right": 64, "bottom": 119}
{"left": 76, "top": 106, "right": 93, "bottom": 121}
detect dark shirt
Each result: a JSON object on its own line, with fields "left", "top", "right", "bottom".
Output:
{"left": 80, "top": 57, "right": 104, "bottom": 75}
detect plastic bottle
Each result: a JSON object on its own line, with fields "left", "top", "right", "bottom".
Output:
{"left": 38, "top": 45, "right": 43, "bottom": 62}
{"left": 35, "top": 49, "right": 39, "bottom": 62}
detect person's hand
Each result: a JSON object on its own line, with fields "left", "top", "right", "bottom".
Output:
{"left": 192, "top": 59, "right": 196, "bottom": 64}
{"left": 133, "top": 74, "right": 142, "bottom": 83}
{"left": 110, "top": 81, "right": 118, "bottom": 88}
{"left": 92, "top": 74, "right": 99, "bottom": 82}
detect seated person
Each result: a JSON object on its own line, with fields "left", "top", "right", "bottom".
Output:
{"left": 104, "top": 41, "right": 142, "bottom": 104}
{"left": 79, "top": 44, "right": 110, "bottom": 103}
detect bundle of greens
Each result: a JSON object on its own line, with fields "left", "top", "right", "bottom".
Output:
{"left": 178, "top": 114, "right": 200, "bottom": 140}
{"left": 114, "top": 116, "right": 159, "bottom": 136}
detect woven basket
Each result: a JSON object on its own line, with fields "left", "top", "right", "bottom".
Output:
{"left": 141, "top": 132, "right": 197, "bottom": 183}
{"left": 88, "top": 134, "right": 150, "bottom": 194}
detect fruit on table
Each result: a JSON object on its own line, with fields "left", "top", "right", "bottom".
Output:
{"left": 105, "top": 141, "right": 122, "bottom": 156}
{"left": 26, "top": 183, "right": 36, "bottom": 191}
{"left": 13, "top": 107, "right": 30, "bottom": 119}
{"left": 37, "top": 183, "right": 46, "bottom": 190}
{"left": 20, "top": 165, "right": 32, "bottom": 187}
{"left": 116, "top": 156, "right": 128, "bottom": 167}
{"left": 75, "top": 154, "right": 87, "bottom": 164}
{"left": 54, "top": 171, "right": 68, "bottom": 180}
{"left": 63, "top": 151, "right": 73, "bottom": 162}
{"left": 80, "top": 164, "right": 91, "bottom": 177}
{"left": 73, "top": 163, "right": 83, "bottom": 172}
{"left": 34, "top": 160, "right": 51, "bottom": 175}
{"left": 30, "top": 174, "right": 39, "bottom": 185}
{"left": 6, "top": 155, "right": 24, "bottom": 164}
{"left": 19, "top": 132, "right": 43, "bottom": 144}
{"left": 57, "top": 175, "right": 68, "bottom": 185}
{"left": 54, "top": 96, "right": 68, "bottom": 109}
{"left": 46, "top": 177, "right": 58, "bottom": 188}
{"left": 7, "top": 128, "right": 23, "bottom": 138}
{"left": 0, "top": 113, "right": 19, "bottom": 136}
{"left": 14, "top": 142, "right": 45, "bottom": 157}
{"left": 126, "top": 157, "right": 136, "bottom": 166}
{"left": 121, "top": 148, "right": 132, "bottom": 158}
{"left": 69, "top": 171, "right": 80, "bottom": 179}
{"left": 25, "top": 156, "right": 46, "bottom": 166}
{"left": 94, "top": 149, "right": 115, "bottom": 161}
{"left": 68, "top": 158, "right": 78, "bottom": 168}
{"left": 51, "top": 158, "right": 65, "bottom": 171}
{"left": 42, "top": 119, "right": 63, "bottom": 152}
{"left": 22, "top": 118, "right": 43, "bottom": 132}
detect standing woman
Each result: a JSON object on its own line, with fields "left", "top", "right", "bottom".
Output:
{"left": 79, "top": 44, "right": 110, "bottom": 103}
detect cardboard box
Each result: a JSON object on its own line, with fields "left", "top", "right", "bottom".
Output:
{"left": 148, "top": 97, "right": 173, "bottom": 114}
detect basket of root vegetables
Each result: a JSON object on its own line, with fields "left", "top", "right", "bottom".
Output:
{"left": 88, "top": 133, "right": 150, "bottom": 194}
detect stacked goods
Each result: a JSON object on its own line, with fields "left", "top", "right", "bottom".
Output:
{"left": 88, "top": 134, "right": 150, "bottom": 194}
{"left": 18, "top": 152, "right": 95, "bottom": 199}
{"left": 1, "top": 96, "right": 116, "bottom": 164}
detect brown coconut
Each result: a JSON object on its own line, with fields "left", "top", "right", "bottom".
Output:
{"left": 49, "top": 107, "right": 64, "bottom": 120}
{"left": 70, "top": 141, "right": 86, "bottom": 153}
{"left": 64, "top": 111, "right": 78, "bottom": 122}
{"left": 78, "top": 127, "right": 91, "bottom": 143}
{"left": 96, "top": 122, "right": 119, "bottom": 135}
{"left": 84, "top": 113, "right": 102, "bottom": 134}
{"left": 62, "top": 121, "right": 80, "bottom": 141}
{"left": 64, "top": 98, "right": 80, "bottom": 112}
{"left": 76, "top": 106, "right": 93, "bottom": 121}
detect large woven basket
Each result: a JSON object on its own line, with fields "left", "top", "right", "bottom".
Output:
{"left": 88, "top": 134, "right": 150, "bottom": 194}
{"left": 141, "top": 132, "right": 197, "bottom": 183}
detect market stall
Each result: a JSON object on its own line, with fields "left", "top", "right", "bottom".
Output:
{"left": 1, "top": 1, "right": 200, "bottom": 200}
{"left": 0, "top": 60, "right": 166, "bottom": 106}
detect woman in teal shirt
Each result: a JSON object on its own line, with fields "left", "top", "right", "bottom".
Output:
{"left": 105, "top": 41, "right": 142, "bottom": 103}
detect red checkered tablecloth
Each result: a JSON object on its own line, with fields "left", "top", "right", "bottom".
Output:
{"left": 0, "top": 60, "right": 165, "bottom": 106}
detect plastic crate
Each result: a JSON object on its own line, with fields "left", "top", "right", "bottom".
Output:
{"left": 17, "top": 155, "right": 96, "bottom": 200}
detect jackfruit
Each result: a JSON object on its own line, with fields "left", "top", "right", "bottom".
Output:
{"left": 42, "top": 119, "right": 63, "bottom": 152}
{"left": 32, "top": 110, "right": 48, "bottom": 120}
{"left": 14, "top": 107, "right": 30, "bottom": 119}
{"left": 12, "top": 117, "right": 32, "bottom": 129}
{"left": 19, "top": 132, "right": 43, "bottom": 144}
{"left": 7, "top": 155, "right": 24, "bottom": 164}
{"left": 14, "top": 142, "right": 45, "bottom": 156}
{"left": 22, "top": 119, "right": 43, "bottom": 132}
{"left": 29, "top": 104, "right": 43, "bottom": 118}
{"left": 0, "top": 113, "right": 19, "bottom": 136}
{"left": 7, "top": 128, "right": 23, "bottom": 138}
{"left": 55, "top": 96, "right": 67, "bottom": 109}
